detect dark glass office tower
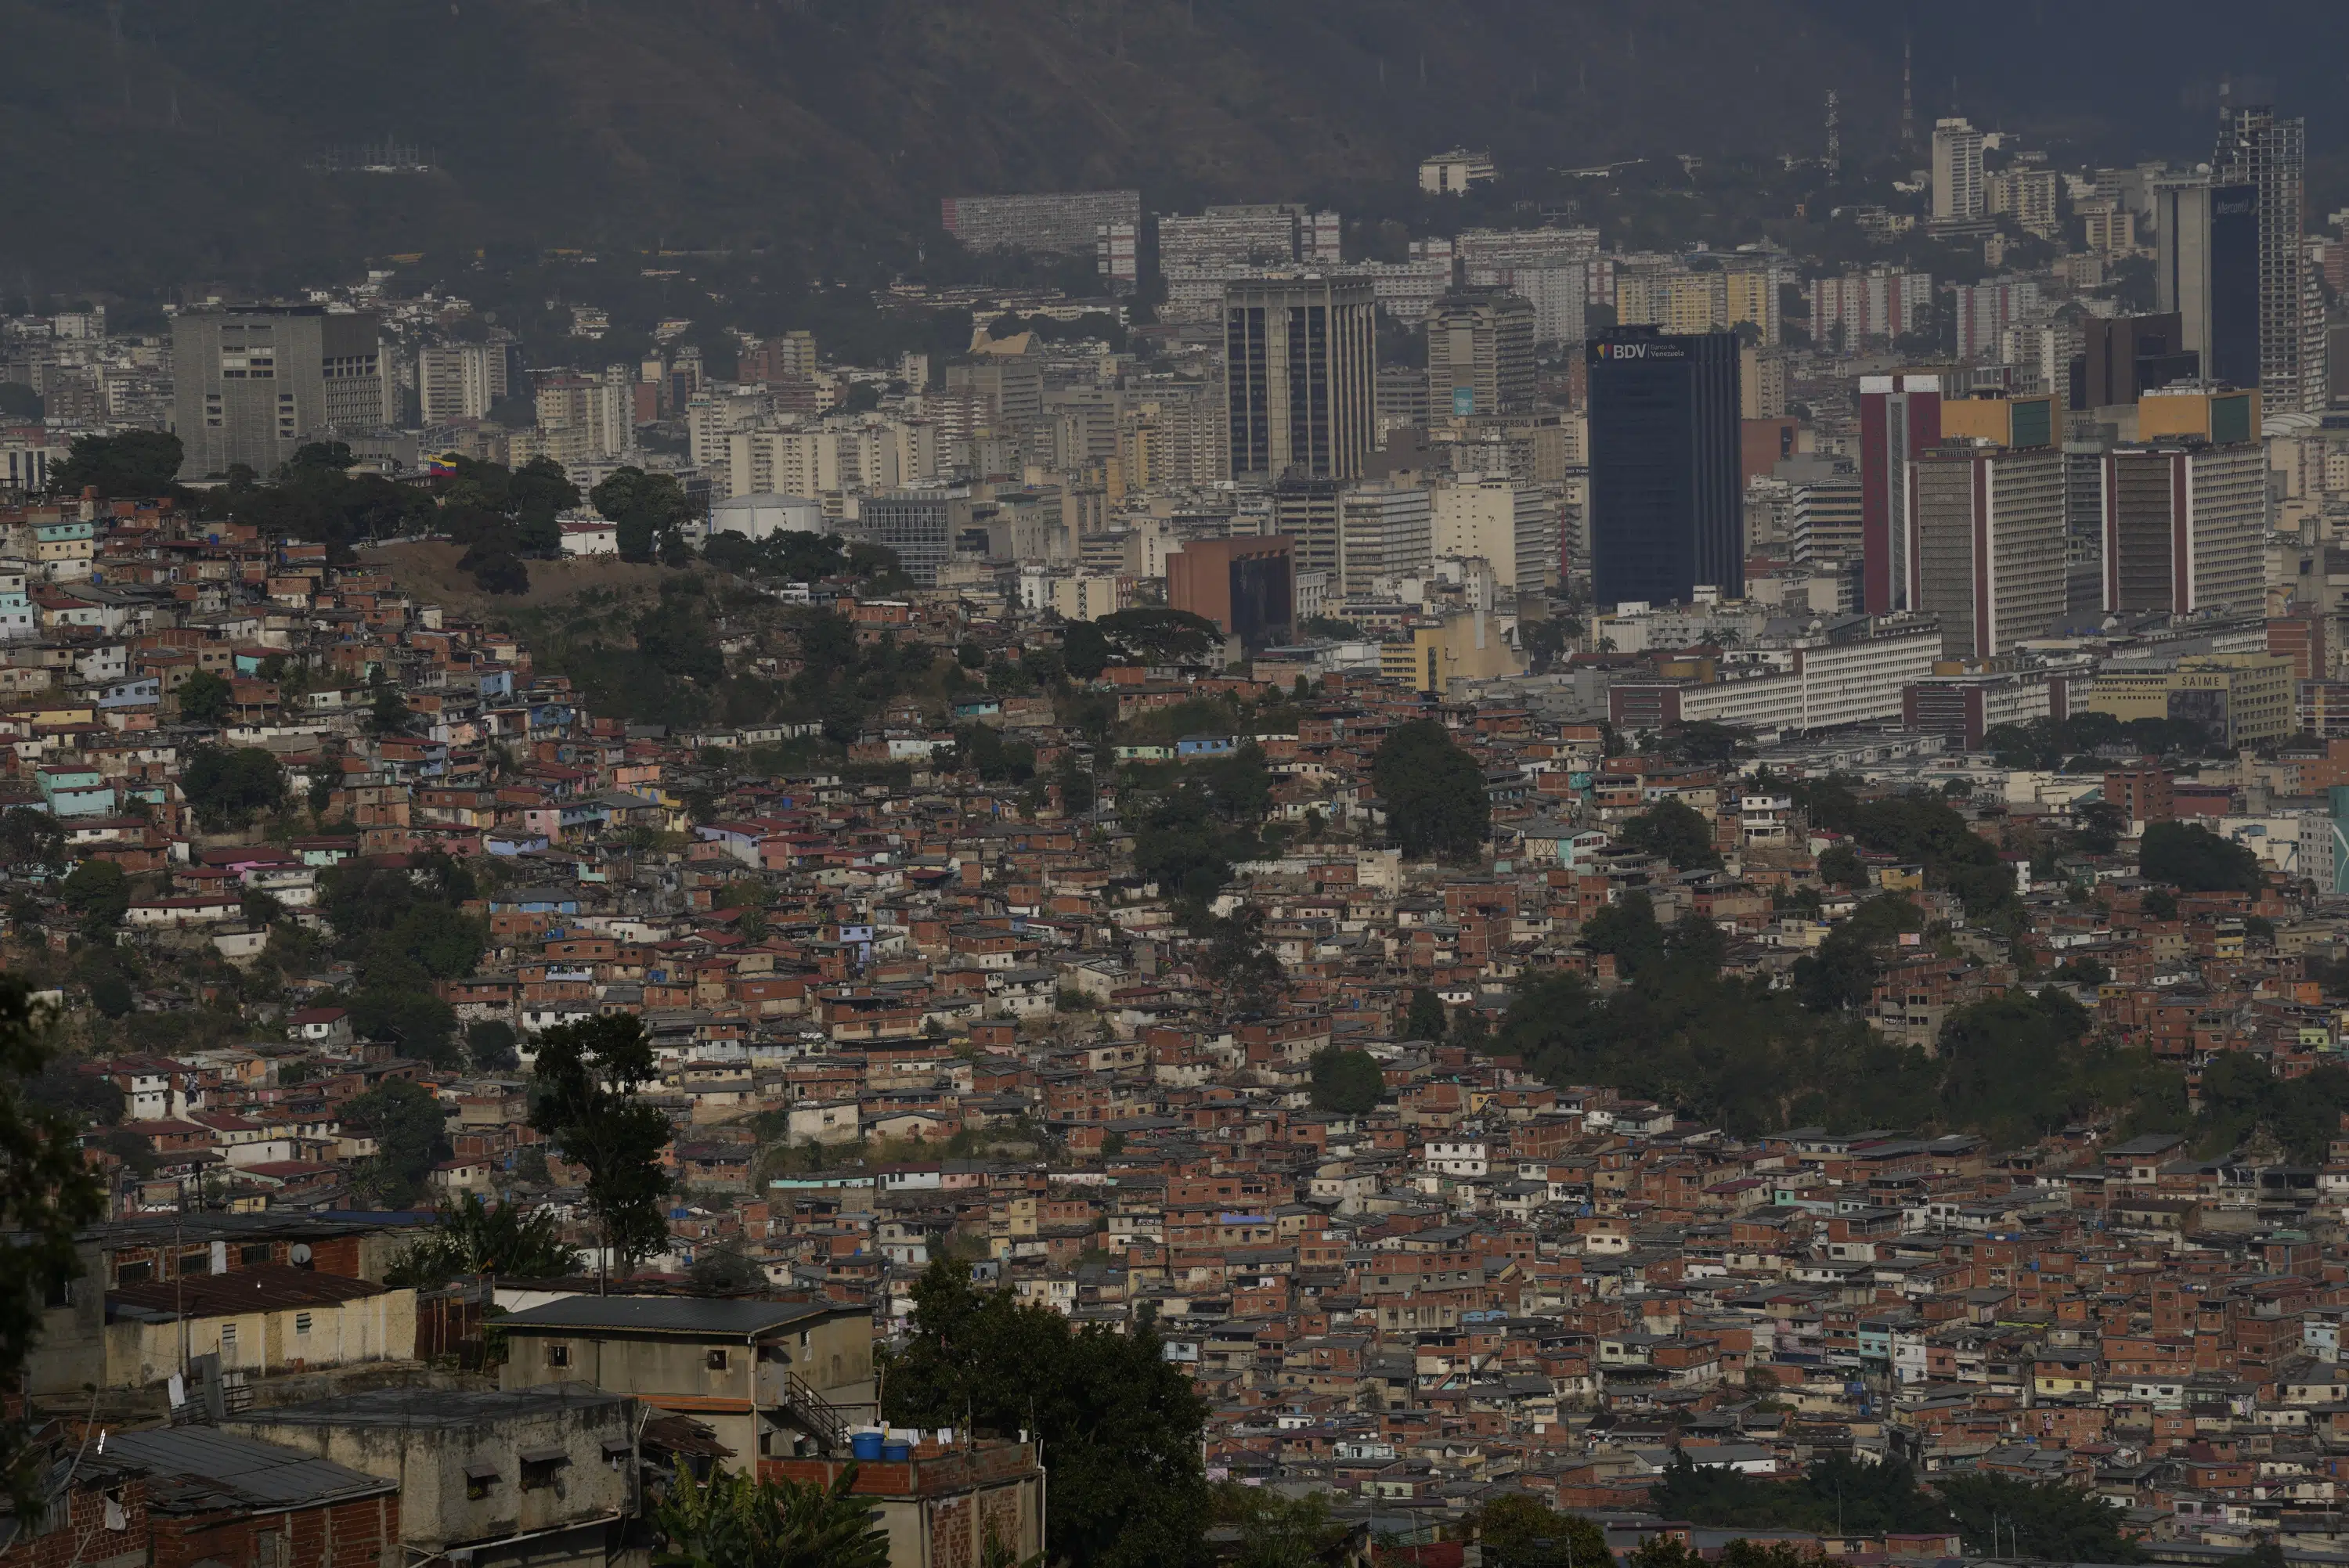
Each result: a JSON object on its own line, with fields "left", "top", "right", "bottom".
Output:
{"left": 1586, "top": 326, "right": 1742, "bottom": 607}
{"left": 2208, "top": 184, "right": 2261, "bottom": 391}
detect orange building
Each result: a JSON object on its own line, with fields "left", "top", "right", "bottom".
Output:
{"left": 1167, "top": 535, "right": 1295, "bottom": 648}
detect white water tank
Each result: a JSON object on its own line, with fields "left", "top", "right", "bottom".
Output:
{"left": 709, "top": 492, "right": 821, "bottom": 540}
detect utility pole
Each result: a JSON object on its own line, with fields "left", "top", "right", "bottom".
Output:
{"left": 1824, "top": 90, "right": 1841, "bottom": 180}
{"left": 174, "top": 1174, "right": 189, "bottom": 1386}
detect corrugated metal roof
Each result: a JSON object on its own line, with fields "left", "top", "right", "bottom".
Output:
{"left": 99, "top": 1429, "right": 395, "bottom": 1512}
{"left": 496, "top": 1294, "right": 840, "bottom": 1337}
{"left": 110, "top": 1263, "right": 388, "bottom": 1320}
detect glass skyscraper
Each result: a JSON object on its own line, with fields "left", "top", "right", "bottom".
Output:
{"left": 1586, "top": 326, "right": 1742, "bottom": 607}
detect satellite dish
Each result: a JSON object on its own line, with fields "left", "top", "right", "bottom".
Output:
{"left": 290, "top": 1243, "right": 312, "bottom": 1266}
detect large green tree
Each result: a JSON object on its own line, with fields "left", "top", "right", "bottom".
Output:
{"left": 50, "top": 430, "right": 183, "bottom": 495}
{"left": 590, "top": 467, "right": 694, "bottom": 562}
{"left": 881, "top": 1259, "right": 1209, "bottom": 1568}
{"left": 176, "top": 669, "right": 235, "bottom": 725}
{"left": 0, "top": 984, "right": 106, "bottom": 1517}
{"left": 384, "top": 1194, "right": 580, "bottom": 1287}
{"left": 180, "top": 745, "right": 285, "bottom": 831}
{"left": 2138, "top": 820, "right": 2264, "bottom": 893}
{"left": 0, "top": 809, "right": 62, "bottom": 871}
{"left": 341, "top": 1080, "right": 453, "bottom": 1207}
{"left": 1373, "top": 719, "right": 1490, "bottom": 860}
{"left": 1790, "top": 895, "right": 1924, "bottom": 1014}
{"left": 1936, "top": 1472, "right": 2142, "bottom": 1561}
{"left": 1649, "top": 1453, "right": 1953, "bottom": 1536}
{"left": 60, "top": 858, "right": 130, "bottom": 936}
{"left": 529, "top": 1015, "right": 673, "bottom": 1284}
{"left": 1092, "top": 607, "right": 1221, "bottom": 665}
{"left": 1132, "top": 746, "right": 1270, "bottom": 912}
{"left": 1212, "top": 1486, "right": 1348, "bottom": 1568}
{"left": 1404, "top": 986, "right": 1448, "bottom": 1041}
{"left": 366, "top": 667, "right": 413, "bottom": 736}
{"left": 654, "top": 1462, "right": 889, "bottom": 1568}
{"left": 1472, "top": 1494, "right": 1612, "bottom": 1568}
{"left": 1308, "top": 1047, "right": 1384, "bottom": 1114}
{"left": 1792, "top": 776, "right": 2017, "bottom": 922}
{"left": 1618, "top": 798, "right": 1722, "bottom": 871}
{"left": 637, "top": 594, "right": 726, "bottom": 683}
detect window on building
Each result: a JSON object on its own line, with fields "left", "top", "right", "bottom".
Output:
{"left": 221, "top": 1324, "right": 237, "bottom": 1352}
{"left": 241, "top": 1243, "right": 273, "bottom": 1267}
{"left": 464, "top": 1465, "right": 500, "bottom": 1501}
{"left": 546, "top": 1342, "right": 570, "bottom": 1368}
{"left": 294, "top": 1312, "right": 312, "bottom": 1336}
{"left": 705, "top": 1349, "right": 728, "bottom": 1372}
{"left": 519, "top": 1451, "right": 568, "bottom": 1491}
{"left": 180, "top": 1250, "right": 210, "bottom": 1277}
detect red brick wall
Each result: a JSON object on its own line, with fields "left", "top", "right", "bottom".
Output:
{"left": 153, "top": 1494, "right": 397, "bottom": 1568}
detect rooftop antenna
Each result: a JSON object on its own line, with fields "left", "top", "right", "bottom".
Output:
{"left": 1900, "top": 34, "right": 1914, "bottom": 150}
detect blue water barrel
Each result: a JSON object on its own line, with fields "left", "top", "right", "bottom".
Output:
{"left": 850, "top": 1431, "right": 885, "bottom": 1462}
{"left": 882, "top": 1440, "right": 911, "bottom": 1462}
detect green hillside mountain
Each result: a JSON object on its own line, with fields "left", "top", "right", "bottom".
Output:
{"left": 6, "top": 0, "right": 1892, "bottom": 290}
{"left": 10, "top": 0, "right": 2347, "bottom": 294}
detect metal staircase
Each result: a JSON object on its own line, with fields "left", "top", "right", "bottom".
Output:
{"left": 776, "top": 1370, "right": 847, "bottom": 1454}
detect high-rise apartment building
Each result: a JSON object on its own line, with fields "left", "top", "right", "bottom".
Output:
{"left": 1813, "top": 269, "right": 1935, "bottom": 350}
{"left": 532, "top": 374, "right": 629, "bottom": 465}
{"left": 1160, "top": 206, "right": 1310, "bottom": 272}
{"left": 1952, "top": 278, "right": 2042, "bottom": 360}
{"left": 418, "top": 343, "right": 507, "bottom": 424}
{"left": 1988, "top": 168, "right": 2061, "bottom": 237}
{"left": 2099, "top": 442, "right": 2267, "bottom": 616}
{"left": 1586, "top": 327, "right": 1742, "bottom": 607}
{"left": 1740, "top": 346, "right": 1790, "bottom": 420}
{"left": 1790, "top": 478, "right": 1864, "bottom": 564}
{"left": 1374, "top": 367, "right": 1431, "bottom": 440}
{"left": 1157, "top": 206, "right": 1346, "bottom": 320}
{"left": 1723, "top": 265, "right": 1783, "bottom": 345}
{"left": 942, "top": 359, "right": 1045, "bottom": 434}
{"left": 1271, "top": 473, "right": 1344, "bottom": 582}
{"left": 172, "top": 306, "right": 393, "bottom": 480}
{"left": 1223, "top": 276, "right": 1377, "bottom": 483}
{"left": 1618, "top": 269, "right": 1725, "bottom": 336}
{"left": 1932, "top": 118, "right": 1986, "bottom": 221}
{"left": 1457, "top": 227, "right": 1597, "bottom": 348}
{"left": 2213, "top": 106, "right": 2322, "bottom": 413}
{"left": 940, "top": 189, "right": 1141, "bottom": 254}
{"left": 1859, "top": 373, "right": 1943, "bottom": 615}
{"left": 853, "top": 489, "right": 973, "bottom": 586}
{"left": 742, "top": 332, "right": 818, "bottom": 384}
{"left": 1434, "top": 474, "right": 1557, "bottom": 593}
{"left": 1337, "top": 480, "right": 1434, "bottom": 597}
{"left": 1456, "top": 226, "right": 1600, "bottom": 275}
{"left": 1424, "top": 289, "right": 1536, "bottom": 417}
{"left": 1907, "top": 444, "right": 2068, "bottom": 658}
